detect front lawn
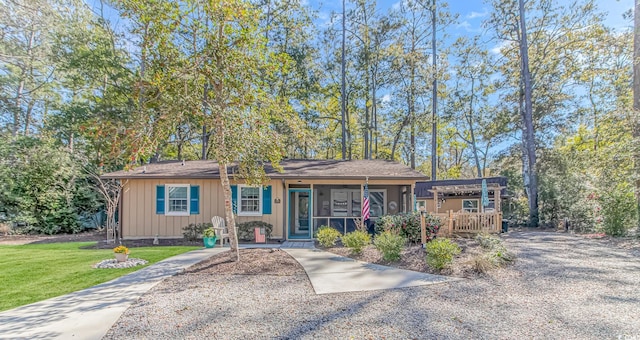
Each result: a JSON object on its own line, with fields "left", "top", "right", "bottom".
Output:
{"left": 0, "top": 242, "right": 199, "bottom": 311}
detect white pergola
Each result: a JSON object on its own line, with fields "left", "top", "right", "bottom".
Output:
{"left": 429, "top": 183, "right": 504, "bottom": 214}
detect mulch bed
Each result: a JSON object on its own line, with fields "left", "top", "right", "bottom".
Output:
{"left": 184, "top": 248, "right": 305, "bottom": 276}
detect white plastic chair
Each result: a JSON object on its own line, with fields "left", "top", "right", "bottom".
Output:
{"left": 211, "top": 216, "right": 228, "bottom": 246}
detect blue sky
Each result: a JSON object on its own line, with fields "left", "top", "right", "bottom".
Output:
{"left": 89, "top": 0, "right": 633, "bottom": 43}
{"left": 313, "top": 0, "right": 633, "bottom": 35}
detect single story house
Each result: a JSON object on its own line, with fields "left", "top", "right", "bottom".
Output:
{"left": 102, "top": 159, "right": 428, "bottom": 240}
{"left": 414, "top": 176, "right": 508, "bottom": 214}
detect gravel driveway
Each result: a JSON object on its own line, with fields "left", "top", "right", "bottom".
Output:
{"left": 104, "top": 232, "right": 640, "bottom": 339}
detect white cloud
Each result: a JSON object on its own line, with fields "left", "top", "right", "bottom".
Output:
{"left": 381, "top": 94, "right": 392, "bottom": 104}
{"left": 490, "top": 40, "right": 511, "bottom": 55}
{"left": 317, "top": 11, "right": 334, "bottom": 28}
{"left": 456, "top": 20, "right": 481, "bottom": 33}
{"left": 466, "top": 9, "right": 488, "bottom": 19}
{"left": 457, "top": 21, "right": 472, "bottom": 29}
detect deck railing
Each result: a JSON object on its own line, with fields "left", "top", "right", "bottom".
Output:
{"left": 431, "top": 210, "right": 502, "bottom": 236}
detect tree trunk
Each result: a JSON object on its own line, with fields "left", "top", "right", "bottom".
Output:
{"left": 372, "top": 65, "right": 378, "bottom": 158}
{"left": 13, "top": 28, "right": 36, "bottom": 137}
{"left": 518, "top": 0, "right": 539, "bottom": 228}
{"left": 430, "top": 0, "right": 438, "bottom": 181}
{"left": 633, "top": 0, "right": 640, "bottom": 229}
{"left": 24, "top": 99, "right": 34, "bottom": 136}
{"left": 410, "top": 73, "right": 416, "bottom": 169}
{"left": 371, "top": 65, "right": 377, "bottom": 159}
{"left": 219, "top": 162, "right": 239, "bottom": 261}
{"left": 466, "top": 77, "right": 482, "bottom": 177}
{"left": 13, "top": 77, "right": 24, "bottom": 137}
{"left": 341, "top": 0, "right": 347, "bottom": 160}
{"left": 410, "top": 34, "right": 416, "bottom": 169}
{"left": 202, "top": 84, "right": 209, "bottom": 160}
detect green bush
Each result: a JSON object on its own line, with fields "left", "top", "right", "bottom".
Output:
{"left": 425, "top": 238, "right": 461, "bottom": 271}
{"left": 236, "top": 221, "right": 273, "bottom": 241}
{"left": 373, "top": 231, "right": 405, "bottom": 261}
{"left": 341, "top": 230, "right": 371, "bottom": 254}
{"left": 316, "top": 226, "right": 342, "bottom": 247}
{"left": 376, "top": 212, "right": 441, "bottom": 243}
{"left": 474, "top": 233, "right": 514, "bottom": 267}
{"left": 599, "top": 184, "right": 637, "bottom": 236}
{"left": 182, "top": 222, "right": 212, "bottom": 241}
{"left": 475, "top": 233, "right": 502, "bottom": 250}
{"left": 0, "top": 137, "right": 102, "bottom": 235}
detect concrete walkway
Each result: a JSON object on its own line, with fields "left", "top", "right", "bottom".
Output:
{"left": 283, "top": 248, "right": 460, "bottom": 294}
{"left": 0, "top": 247, "right": 226, "bottom": 340}
{"left": 0, "top": 243, "right": 457, "bottom": 339}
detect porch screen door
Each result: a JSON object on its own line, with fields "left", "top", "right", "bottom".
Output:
{"left": 288, "top": 189, "right": 311, "bottom": 239}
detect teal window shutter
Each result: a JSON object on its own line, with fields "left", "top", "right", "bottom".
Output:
{"left": 231, "top": 185, "right": 237, "bottom": 214}
{"left": 190, "top": 185, "right": 200, "bottom": 214}
{"left": 156, "top": 185, "right": 165, "bottom": 214}
{"left": 263, "top": 186, "right": 272, "bottom": 214}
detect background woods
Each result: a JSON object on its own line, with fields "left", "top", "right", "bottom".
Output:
{"left": 0, "top": 0, "right": 637, "bottom": 235}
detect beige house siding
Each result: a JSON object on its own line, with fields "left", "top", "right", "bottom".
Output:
{"left": 121, "top": 177, "right": 419, "bottom": 240}
{"left": 121, "top": 179, "right": 285, "bottom": 239}
{"left": 422, "top": 197, "right": 467, "bottom": 213}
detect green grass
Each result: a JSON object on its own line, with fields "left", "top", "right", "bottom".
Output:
{"left": 0, "top": 242, "right": 199, "bottom": 311}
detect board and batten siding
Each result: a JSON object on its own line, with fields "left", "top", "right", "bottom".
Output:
{"left": 121, "top": 179, "right": 285, "bottom": 239}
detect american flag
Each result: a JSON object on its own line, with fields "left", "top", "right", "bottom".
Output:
{"left": 362, "top": 183, "right": 370, "bottom": 221}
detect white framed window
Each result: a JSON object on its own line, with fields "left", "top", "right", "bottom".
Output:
{"left": 166, "top": 184, "right": 189, "bottom": 216}
{"left": 369, "top": 189, "right": 387, "bottom": 218}
{"left": 485, "top": 199, "right": 496, "bottom": 212}
{"left": 462, "top": 199, "right": 479, "bottom": 213}
{"left": 239, "top": 185, "right": 262, "bottom": 216}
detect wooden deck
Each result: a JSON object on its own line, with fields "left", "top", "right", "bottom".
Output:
{"left": 431, "top": 210, "right": 502, "bottom": 236}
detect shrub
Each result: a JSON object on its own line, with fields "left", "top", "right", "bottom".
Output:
{"left": 0, "top": 137, "right": 102, "bottom": 235}
{"left": 425, "top": 238, "right": 461, "bottom": 271}
{"left": 236, "top": 221, "right": 273, "bottom": 241}
{"left": 316, "top": 226, "right": 342, "bottom": 247}
{"left": 182, "top": 222, "right": 212, "bottom": 241}
{"left": 376, "top": 212, "right": 440, "bottom": 243}
{"left": 475, "top": 233, "right": 502, "bottom": 250}
{"left": 373, "top": 231, "right": 405, "bottom": 261}
{"left": 472, "top": 254, "right": 495, "bottom": 274}
{"left": 474, "top": 233, "right": 515, "bottom": 268}
{"left": 599, "top": 184, "right": 637, "bottom": 237}
{"left": 341, "top": 230, "right": 371, "bottom": 254}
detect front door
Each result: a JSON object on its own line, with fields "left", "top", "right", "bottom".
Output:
{"left": 288, "top": 189, "right": 311, "bottom": 239}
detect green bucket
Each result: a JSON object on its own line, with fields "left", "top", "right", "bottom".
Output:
{"left": 203, "top": 237, "right": 217, "bottom": 248}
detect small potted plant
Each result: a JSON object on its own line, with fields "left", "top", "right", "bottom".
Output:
{"left": 203, "top": 227, "right": 217, "bottom": 248}
{"left": 113, "top": 245, "right": 130, "bottom": 262}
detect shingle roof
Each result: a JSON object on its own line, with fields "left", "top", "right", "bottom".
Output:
{"left": 415, "top": 176, "right": 508, "bottom": 198}
{"left": 101, "top": 159, "right": 428, "bottom": 180}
